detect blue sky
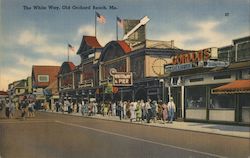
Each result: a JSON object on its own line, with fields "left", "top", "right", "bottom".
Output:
{"left": 0, "top": 0, "right": 249, "bottom": 90}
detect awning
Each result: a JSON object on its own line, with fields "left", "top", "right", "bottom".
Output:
{"left": 212, "top": 80, "right": 250, "bottom": 94}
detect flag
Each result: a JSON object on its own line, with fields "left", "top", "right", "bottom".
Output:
{"left": 117, "top": 16, "right": 124, "bottom": 28}
{"left": 96, "top": 12, "right": 106, "bottom": 24}
{"left": 68, "top": 44, "right": 75, "bottom": 52}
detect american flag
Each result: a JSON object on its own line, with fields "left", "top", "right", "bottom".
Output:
{"left": 68, "top": 44, "right": 75, "bottom": 52}
{"left": 117, "top": 16, "right": 124, "bottom": 28}
{"left": 96, "top": 12, "right": 106, "bottom": 24}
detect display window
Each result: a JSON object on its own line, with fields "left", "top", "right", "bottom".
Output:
{"left": 185, "top": 86, "right": 206, "bottom": 108}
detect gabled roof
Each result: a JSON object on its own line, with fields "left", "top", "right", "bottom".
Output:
{"left": 117, "top": 41, "right": 131, "bottom": 53}
{"left": 84, "top": 36, "right": 102, "bottom": 48}
{"left": 58, "top": 62, "right": 75, "bottom": 74}
{"left": 0, "top": 91, "right": 8, "bottom": 96}
{"left": 99, "top": 40, "right": 132, "bottom": 62}
{"left": 32, "top": 65, "right": 60, "bottom": 88}
{"left": 76, "top": 36, "right": 102, "bottom": 55}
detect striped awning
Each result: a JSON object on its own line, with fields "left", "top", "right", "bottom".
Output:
{"left": 212, "top": 80, "right": 250, "bottom": 94}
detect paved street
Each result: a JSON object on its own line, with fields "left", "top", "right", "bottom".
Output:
{"left": 0, "top": 111, "right": 249, "bottom": 158}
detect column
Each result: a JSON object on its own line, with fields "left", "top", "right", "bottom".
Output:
{"left": 181, "top": 85, "right": 184, "bottom": 118}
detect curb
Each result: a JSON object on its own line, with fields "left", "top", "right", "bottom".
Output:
{"left": 42, "top": 111, "right": 250, "bottom": 139}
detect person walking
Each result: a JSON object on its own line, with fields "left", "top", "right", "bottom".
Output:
{"left": 129, "top": 102, "right": 136, "bottom": 123}
{"left": 5, "top": 101, "right": 10, "bottom": 118}
{"left": 162, "top": 102, "right": 168, "bottom": 123}
{"left": 145, "top": 99, "right": 152, "bottom": 123}
{"left": 135, "top": 101, "right": 142, "bottom": 122}
{"left": 151, "top": 100, "right": 157, "bottom": 123}
{"left": 21, "top": 99, "right": 28, "bottom": 120}
{"left": 117, "top": 101, "right": 122, "bottom": 120}
{"left": 167, "top": 97, "right": 176, "bottom": 123}
{"left": 140, "top": 100, "right": 146, "bottom": 122}
{"left": 123, "top": 101, "right": 127, "bottom": 119}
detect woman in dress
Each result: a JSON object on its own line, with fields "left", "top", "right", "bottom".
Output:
{"left": 162, "top": 102, "right": 168, "bottom": 123}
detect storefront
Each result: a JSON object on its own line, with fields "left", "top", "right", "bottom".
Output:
{"left": 212, "top": 79, "right": 250, "bottom": 124}
{"left": 164, "top": 46, "right": 250, "bottom": 124}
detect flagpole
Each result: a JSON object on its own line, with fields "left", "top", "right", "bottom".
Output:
{"left": 67, "top": 44, "right": 69, "bottom": 62}
{"left": 116, "top": 16, "right": 118, "bottom": 41}
{"left": 95, "top": 12, "right": 97, "bottom": 37}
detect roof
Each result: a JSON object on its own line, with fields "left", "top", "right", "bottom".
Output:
{"left": 0, "top": 91, "right": 8, "bottom": 96}
{"left": 67, "top": 62, "right": 76, "bottom": 71}
{"left": 228, "top": 60, "right": 250, "bottom": 69}
{"left": 84, "top": 36, "right": 102, "bottom": 48}
{"left": 32, "top": 65, "right": 60, "bottom": 88}
{"left": 117, "top": 41, "right": 131, "bottom": 53}
{"left": 212, "top": 80, "right": 250, "bottom": 94}
{"left": 58, "top": 62, "right": 76, "bottom": 74}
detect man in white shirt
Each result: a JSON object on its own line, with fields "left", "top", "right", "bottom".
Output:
{"left": 167, "top": 97, "right": 176, "bottom": 123}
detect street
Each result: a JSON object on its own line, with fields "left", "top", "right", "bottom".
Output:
{"left": 0, "top": 112, "right": 249, "bottom": 158}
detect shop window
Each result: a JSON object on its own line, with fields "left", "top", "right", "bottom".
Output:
{"left": 239, "top": 94, "right": 250, "bottom": 107}
{"left": 209, "top": 94, "right": 235, "bottom": 109}
{"left": 189, "top": 78, "right": 204, "bottom": 82}
{"left": 186, "top": 86, "right": 206, "bottom": 108}
{"left": 213, "top": 74, "right": 231, "bottom": 80}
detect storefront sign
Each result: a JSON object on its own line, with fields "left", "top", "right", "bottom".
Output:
{"left": 204, "top": 61, "right": 229, "bottom": 68}
{"left": 165, "top": 63, "right": 193, "bottom": 73}
{"left": 110, "top": 68, "right": 133, "bottom": 86}
{"left": 165, "top": 59, "right": 228, "bottom": 74}
{"left": 172, "top": 47, "right": 218, "bottom": 65}
{"left": 113, "top": 73, "right": 133, "bottom": 86}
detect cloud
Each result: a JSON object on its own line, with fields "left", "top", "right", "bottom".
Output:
{"left": 18, "top": 30, "right": 47, "bottom": 46}
{"left": 0, "top": 67, "right": 30, "bottom": 91}
{"left": 157, "top": 20, "right": 234, "bottom": 50}
{"left": 0, "top": 53, "right": 62, "bottom": 90}
{"left": 17, "top": 29, "right": 67, "bottom": 57}
{"left": 78, "top": 25, "right": 95, "bottom": 36}
{"left": 18, "top": 56, "right": 61, "bottom": 68}
{"left": 77, "top": 25, "right": 115, "bottom": 46}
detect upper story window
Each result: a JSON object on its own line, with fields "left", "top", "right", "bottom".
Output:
{"left": 38, "top": 75, "right": 49, "bottom": 82}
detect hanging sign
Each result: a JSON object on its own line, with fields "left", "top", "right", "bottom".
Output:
{"left": 110, "top": 68, "right": 133, "bottom": 86}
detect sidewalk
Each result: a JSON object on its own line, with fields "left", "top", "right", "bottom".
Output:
{"left": 45, "top": 110, "right": 250, "bottom": 139}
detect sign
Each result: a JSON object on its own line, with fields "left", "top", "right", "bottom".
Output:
{"left": 204, "top": 61, "right": 229, "bottom": 68}
{"left": 113, "top": 73, "right": 133, "bottom": 86}
{"left": 110, "top": 68, "right": 133, "bottom": 86}
{"left": 165, "top": 63, "right": 193, "bottom": 73}
{"left": 165, "top": 60, "right": 229, "bottom": 73}
{"left": 172, "top": 47, "right": 218, "bottom": 65}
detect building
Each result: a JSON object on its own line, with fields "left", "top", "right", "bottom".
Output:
{"left": 0, "top": 91, "right": 8, "bottom": 104}
{"left": 164, "top": 36, "right": 250, "bottom": 125}
{"left": 7, "top": 77, "right": 31, "bottom": 107}
{"left": 32, "top": 65, "right": 60, "bottom": 104}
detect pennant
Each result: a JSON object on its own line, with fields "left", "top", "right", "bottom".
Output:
{"left": 68, "top": 44, "right": 75, "bottom": 52}
{"left": 117, "top": 16, "right": 124, "bottom": 28}
{"left": 96, "top": 12, "right": 106, "bottom": 24}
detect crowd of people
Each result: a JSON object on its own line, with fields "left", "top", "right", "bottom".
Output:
{"left": 51, "top": 97, "right": 177, "bottom": 124}
{"left": 0, "top": 96, "right": 36, "bottom": 120}
{"left": 1, "top": 96, "right": 177, "bottom": 123}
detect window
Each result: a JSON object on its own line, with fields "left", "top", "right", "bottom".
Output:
{"left": 213, "top": 74, "right": 231, "bottom": 80}
{"left": 186, "top": 86, "right": 206, "bottom": 108}
{"left": 190, "top": 78, "right": 204, "bottom": 82}
{"left": 239, "top": 94, "right": 250, "bottom": 108}
{"left": 209, "top": 94, "right": 235, "bottom": 109}
{"left": 38, "top": 75, "right": 49, "bottom": 82}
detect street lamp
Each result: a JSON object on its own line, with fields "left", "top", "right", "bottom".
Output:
{"left": 159, "top": 79, "right": 164, "bottom": 103}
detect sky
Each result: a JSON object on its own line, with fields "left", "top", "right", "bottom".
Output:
{"left": 0, "top": 0, "right": 249, "bottom": 91}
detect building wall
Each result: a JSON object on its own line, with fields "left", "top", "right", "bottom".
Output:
{"left": 145, "top": 56, "right": 172, "bottom": 77}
